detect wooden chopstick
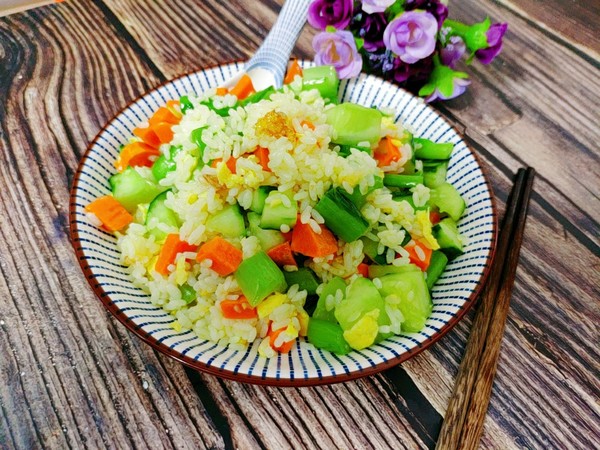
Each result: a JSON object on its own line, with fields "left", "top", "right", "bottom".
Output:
{"left": 436, "top": 167, "right": 535, "bottom": 450}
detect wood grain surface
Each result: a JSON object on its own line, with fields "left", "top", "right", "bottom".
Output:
{"left": 0, "top": 1, "right": 598, "bottom": 449}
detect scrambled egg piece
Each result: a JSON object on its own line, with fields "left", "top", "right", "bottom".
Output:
{"left": 257, "top": 293, "right": 288, "bottom": 318}
{"left": 416, "top": 210, "right": 440, "bottom": 250}
{"left": 343, "top": 309, "right": 380, "bottom": 350}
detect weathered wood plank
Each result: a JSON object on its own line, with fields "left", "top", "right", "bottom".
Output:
{"left": 0, "top": 2, "right": 224, "bottom": 448}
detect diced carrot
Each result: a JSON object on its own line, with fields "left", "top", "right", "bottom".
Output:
{"left": 281, "top": 231, "right": 293, "bottom": 242}
{"left": 429, "top": 210, "right": 442, "bottom": 225}
{"left": 149, "top": 107, "right": 180, "bottom": 126}
{"left": 215, "top": 87, "right": 229, "bottom": 96}
{"left": 300, "top": 120, "right": 315, "bottom": 130}
{"left": 196, "top": 236, "right": 243, "bottom": 276}
{"left": 85, "top": 195, "right": 133, "bottom": 232}
{"left": 152, "top": 122, "right": 175, "bottom": 144}
{"left": 211, "top": 157, "right": 237, "bottom": 174}
{"left": 229, "top": 74, "right": 255, "bottom": 100}
{"left": 115, "top": 141, "right": 160, "bottom": 172}
{"left": 253, "top": 146, "right": 270, "bottom": 171}
{"left": 155, "top": 234, "right": 197, "bottom": 275}
{"left": 357, "top": 263, "right": 370, "bottom": 277}
{"left": 373, "top": 137, "right": 402, "bottom": 167}
{"left": 166, "top": 99, "right": 181, "bottom": 113}
{"left": 404, "top": 240, "right": 433, "bottom": 271}
{"left": 269, "top": 326, "right": 295, "bottom": 353}
{"left": 290, "top": 221, "right": 338, "bottom": 258}
{"left": 283, "top": 59, "right": 303, "bottom": 85}
{"left": 133, "top": 126, "right": 161, "bottom": 148}
{"left": 220, "top": 295, "right": 257, "bottom": 319}
{"left": 267, "top": 242, "right": 297, "bottom": 267}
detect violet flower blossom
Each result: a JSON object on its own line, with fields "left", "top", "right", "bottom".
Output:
{"left": 404, "top": 0, "right": 448, "bottom": 28}
{"left": 475, "top": 23, "right": 507, "bottom": 64}
{"left": 440, "top": 35, "right": 466, "bottom": 68}
{"left": 313, "top": 30, "right": 363, "bottom": 79}
{"left": 307, "top": 0, "right": 354, "bottom": 30}
{"left": 383, "top": 11, "right": 438, "bottom": 64}
{"left": 351, "top": 11, "right": 388, "bottom": 52}
{"left": 361, "top": 0, "right": 395, "bottom": 14}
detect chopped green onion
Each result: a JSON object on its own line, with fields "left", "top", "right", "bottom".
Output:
{"left": 426, "top": 250, "right": 448, "bottom": 290}
{"left": 312, "top": 276, "right": 345, "bottom": 322}
{"left": 314, "top": 188, "right": 369, "bottom": 242}
{"left": 383, "top": 173, "right": 424, "bottom": 189}
{"left": 307, "top": 319, "right": 351, "bottom": 355}
{"left": 413, "top": 138, "right": 453, "bottom": 160}
{"left": 179, "top": 95, "right": 194, "bottom": 113}
{"left": 179, "top": 283, "right": 197, "bottom": 304}
{"left": 283, "top": 267, "right": 320, "bottom": 295}
{"left": 238, "top": 86, "right": 275, "bottom": 107}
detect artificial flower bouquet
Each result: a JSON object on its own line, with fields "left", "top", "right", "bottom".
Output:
{"left": 308, "top": 0, "right": 507, "bottom": 102}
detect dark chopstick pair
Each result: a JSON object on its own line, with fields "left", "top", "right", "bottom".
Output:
{"left": 436, "top": 168, "right": 536, "bottom": 450}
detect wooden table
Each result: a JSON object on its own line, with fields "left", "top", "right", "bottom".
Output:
{"left": 1, "top": 1, "right": 598, "bottom": 448}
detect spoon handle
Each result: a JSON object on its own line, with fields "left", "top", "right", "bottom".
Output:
{"left": 245, "top": 0, "right": 312, "bottom": 88}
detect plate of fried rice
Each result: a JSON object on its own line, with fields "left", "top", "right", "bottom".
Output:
{"left": 70, "top": 61, "right": 496, "bottom": 385}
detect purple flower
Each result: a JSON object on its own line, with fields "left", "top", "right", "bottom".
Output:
{"left": 351, "top": 11, "right": 388, "bottom": 52}
{"left": 475, "top": 23, "right": 507, "bottom": 64}
{"left": 361, "top": 0, "right": 395, "bottom": 14}
{"left": 313, "top": 30, "right": 363, "bottom": 79}
{"left": 307, "top": 0, "right": 354, "bottom": 30}
{"left": 440, "top": 35, "right": 466, "bottom": 68}
{"left": 404, "top": 0, "right": 448, "bottom": 28}
{"left": 383, "top": 11, "right": 438, "bottom": 64}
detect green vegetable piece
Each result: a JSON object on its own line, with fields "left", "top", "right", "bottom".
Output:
{"left": 337, "top": 144, "right": 371, "bottom": 158}
{"left": 260, "top": 191, "right": 297, "bottom": 230}
{"left": 346, "top": 176, "right": 383, "bottom": 208}
{"left": 151, "top": 146, "right": 182, "bottom": 181}
{"left": 179, "top": 283, "right": 196, "bottom": 304}
{"left": 206, "top": 204, "right": 246, "bottom": 238}
{"left": 313, "top": 276, "right": 346, "bottom": 323}
{"left": 110, "top": 167, "right": 166, "bottom": 212}
{"left": 235, "top": 252, "right": 287, "bottom": 306}
{"left": 301, "top": 65, "right": 339, "bottom": 102}
{"left": 392, "top": 194, "right": 427, "bottom": 212}
{"left": 429, "top": 182, "right": 466, "bottom": 221}
{"left": 432, "top": 217, "right": 464, "bottom": 260}
{"left": 179, "top": 95, "right": 194, "bottom": 113}
{"left": 247, "top": 212, "right": 286, "bottom": 251}
{"left": 325, "top": 103, "right": 382, "bottom": 146}
{"left": 422, "top": 161, "right": 448, "bottom": 188}
{"left": 361, "top": 236, "right": 386, "bottom": 265}
{"left": 378, "top": 271, "right": 432, "bottom": 332}
{"left": 368, "top": 263, "right": 420, "bottom": 279}
{"left": 250, "top": 186, "right": 274, "bottom": 214}
{"left": 383, "top": 173, "right": 424, "bottom": 189}
{"left": 314, "top": 188, "right": 368, "bottom": 242}
{"left": 307, "top": 319, "right": 351, "bottom": 355}
{"left": 283, "top": 267, "right": 320, "bottom": 295}
{"left": 426, "top": 250, "right": 448, "bottom": 290}
{"left": 238, "top": 86, "right": 275, "bottom": 107}
{"left": 199, "top": 99, "right": 230, "bottom": 117}
{"left": 146, "top": 190, "right": 179, "bottom": 241}
{"left": 413, "top": 137, "right": 454, "bottom": 160}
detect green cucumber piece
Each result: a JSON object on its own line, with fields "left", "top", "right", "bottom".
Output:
{"left": 325, "top": 103, "right": 382, "bottom": 146}
{"left": 312, "top": 276, "right": 346, "bottom": 323}
{"left": 368, "top": 263, "right": 420, "bottom": 279}
{"left": 361, "top": 236, "right": 386, "bottom": 265}
{"left": 247, "top": 212, "right": 286, "bottom": 251}
{"left": 146, "top": 191, "right": 179, "bottom": 241}
{"left": 301, "top": 65, "right": 339, "bottom": 102}
{"left": 432, "top": 217, "right": 464, "bottom": 260}
{"left": 235, "top": 252, "right": 287, "bottom": 306}
{"left": 429, "top": 183, "right": 466, "bottom": 221}
{"left": 426, "top": 250, "right": 448, "bottom": 290}
{"left": 422, "top": 161, "right": 448, "bottom": 189}
{"left": 378, "top": 271, "right": 432, "bottom": 332}
{"left": 206, "top": 204, "right": 246, "bottom": 238}
{"left": 250, "top": 186, "right": 274, "bottom": 214}
{"left": 110, "top": 167, "right": 166, "bottom": 212}
{"left": 260, "top": 191, "right": 297, "bottom": 230}
{"left": 283, "top": 267, "right": 320, "bottom": 295}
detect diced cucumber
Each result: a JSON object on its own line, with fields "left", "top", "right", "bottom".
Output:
{"left": 206, "top": 204, "right": 246, "bottom": 238}
{"left": 413, "top": 138, "right": 453, "bottom": 160}
{"left": 283, "top": 267, "right": 320, "bottom": 295}
{"left": 325, "top": 103, "right": 382, "bottom": 146}
{"left": 247, "top": 212, "right": 286, "bottom": 251}
{"left": 146, "top": 191, "right": 179, "bottom": 241}
{"left": 110, "top": 167, "right": 166, "bottom": 212}
{"left": 368, "top": 263, "right": 420, "bottom": 279}
{"left": 334, "top": 277, "right": 391, "bottom": 342}
{"left": 429, "top": 182, "right": 466, "bottom": 221}
{"left": 235, "top": 252, "right": 287, "bottom": 306}
{"left": 307, "top": 319, "right": 351, "bottom": 355}
{"left": 301, "top": 65, "right": 339, "bottom": 102}
{"left": 422, "top": 161, "right": 448, "bottom": 188}
{"left": 426, "top": 250, "right": 448, "bottom": 290}
{"left": 378, "top": 271, "right": 432, "bottom": 332}
{"left": 260, "top": 191, "right": 297, "bottom": 230}
{"left": 432, "top": 217, "right": 464, "bottom": 259}
{"left": 361, "top": 236, "right": 386, "bottom": 265}
{"left": 312, "top": 276, "right": 345, "bottom": 323}
{"left": 314, "top": 188, "right": 368, "bottom": 242}
{"left": 250, "top": 186, "right": 274, "bottom": 214}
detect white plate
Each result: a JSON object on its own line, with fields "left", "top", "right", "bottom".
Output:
{"left": 70, "top": 61, "right": 497, "bottom": 386}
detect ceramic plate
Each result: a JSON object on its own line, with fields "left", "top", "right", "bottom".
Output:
{"left": 70, "top": 61, "right": 497, "bottom": 386}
